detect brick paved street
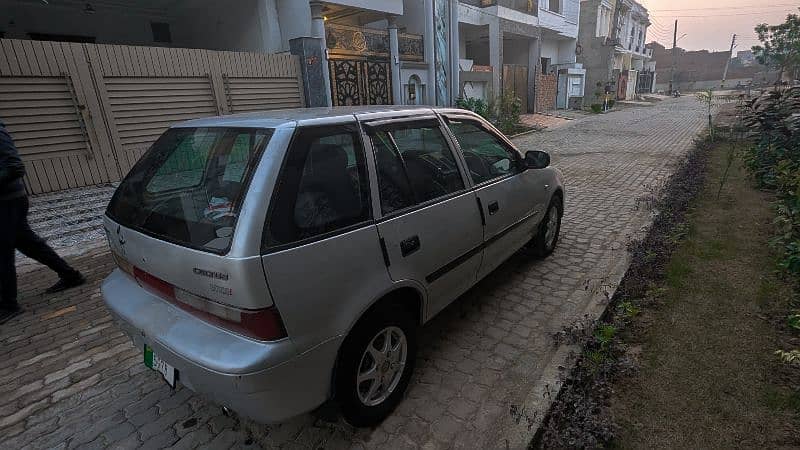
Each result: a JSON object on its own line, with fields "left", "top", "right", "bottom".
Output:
{"left": 0, "top": 97, "right": 705, "bottom": 449}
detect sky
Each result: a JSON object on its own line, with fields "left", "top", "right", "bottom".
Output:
{"left": 640, "top": 0, "right": 799, "bottom": 53}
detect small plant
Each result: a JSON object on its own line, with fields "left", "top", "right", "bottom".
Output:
{"left": 594, "top": 324, "right": 617, "bottom": 351}
{"left": 616, "top": 301, "right": 641, "bottom": 319}
{"left": 696, "top": 89, "right": 717, "bottom": 141}
{"left": 776, "top": 349, "right": 800, "bottom": 366}
{"left": 495, "top": 90, "right": 523, "bottom": 135}
{"left": 590, "top": 104, "right": 603, "bottom": 114}
{"left": 455, "top": 96, "right": 490, "bottom": 119}
{"left": 788, "top": 313, "right": 800, "bottom": 331}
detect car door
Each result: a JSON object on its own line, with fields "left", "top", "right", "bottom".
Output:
{"left": 365, "top": 117, "right": 484, "bottom": 319}
{"left": 260, "top": 123, "right": 392, "bottom": 352}
{"left": 442, "top": 115, "right": 549, "bottom": 279}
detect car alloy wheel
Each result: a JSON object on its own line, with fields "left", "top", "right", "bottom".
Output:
{"left": 544, "top": 204, "right": 560, "bottom": 250}
{"left": 356, "top": 326, "right": 408, "bottom": 406}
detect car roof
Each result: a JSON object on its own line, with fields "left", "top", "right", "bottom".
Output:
{"left": 174, "top": 105, "right": 447, "bottom": 129}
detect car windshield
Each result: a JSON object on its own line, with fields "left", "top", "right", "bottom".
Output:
{"left": 107, "top": 127, "right": 272, "bottom": 253}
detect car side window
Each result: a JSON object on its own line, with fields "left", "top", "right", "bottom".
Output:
{"left": 447, "top": 120, "right": 520, "bottom": 185}
{"left": 370, "top": 121, "right": 465, "bottom": 215}
{"left": 266, "top": 125, "right": 371, "bottom": 248}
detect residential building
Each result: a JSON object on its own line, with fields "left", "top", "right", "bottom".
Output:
{"left": 458, "top": 0, "right": 584, "bottom": 112}
{"left": 577, "top": 0, "right": 654, "bottom": 103}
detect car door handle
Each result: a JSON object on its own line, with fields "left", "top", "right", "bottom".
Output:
{"left": 400, "top": 235, "right": 421, "bottom": 257}
{"left": 488, "top": 201, "right": 500, "bottom": 215}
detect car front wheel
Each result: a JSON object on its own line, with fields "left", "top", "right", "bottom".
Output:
{"left": 530, "top": 195, "right": 563, "bottom": 257}
{"left": 335, "top": 305, "right": 417, "bottom": 427}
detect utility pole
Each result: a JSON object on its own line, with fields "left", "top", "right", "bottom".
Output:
{"left": 669, "top": 20, "right": 678, "bottom": 95}
{"left": 721, "top": 34, "right": 737, "bottom": 89}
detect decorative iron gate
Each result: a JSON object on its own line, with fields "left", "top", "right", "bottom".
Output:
{"left": 324, "top": 23, "right": 421, "bottom": 107}
{"left": 328, "top": 59, "right": 392, "bottom": 106}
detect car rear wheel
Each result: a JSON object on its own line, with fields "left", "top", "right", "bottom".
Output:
{"left": 530, "top": 195, "right": 563, "bottom": 258}
{"left": 335, "top": 305, "right": 417, "bottom": 427}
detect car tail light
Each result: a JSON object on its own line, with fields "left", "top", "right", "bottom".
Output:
{"left": 132, "top": 267, "right": 286, "bottom": 341}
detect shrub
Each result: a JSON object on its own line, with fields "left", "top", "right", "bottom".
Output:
{"left": 591, "top": 104, "right": 603, "bottom": 114}
{"left": 494, "top": 90, "right": 523, "bottom": 135}
{"left": 455, "top": 96, "right": 490, "bottom": 120}
{"left": 741, "top": 87, "right": 800, "bottom": 275}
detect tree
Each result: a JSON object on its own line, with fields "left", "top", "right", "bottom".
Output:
{"left": 752, "top": 9, "right": 800, "bottom": 82}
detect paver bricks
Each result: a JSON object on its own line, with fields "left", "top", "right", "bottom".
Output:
{"left": 0, "top": 97, "right": 706, "bottom": 448}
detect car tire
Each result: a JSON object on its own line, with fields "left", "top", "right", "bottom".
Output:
{"left": 531, "top": 195, "right": 563, "bottom": 258}
{"left": 335, "top": 305, "right": 417, "bottom": 427}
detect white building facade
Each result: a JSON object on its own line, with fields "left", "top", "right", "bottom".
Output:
{"left": 457, "top": 0, "right": 584, "bottom": 112}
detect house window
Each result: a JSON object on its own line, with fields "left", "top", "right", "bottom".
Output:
{"left": 541, "top": 58, "right": 551, "bottom": 74}
{"left": 151, "top": 22, "right": 172, "bottom": 43}
{"left": 548, "top": 0, "right": 561, "bottom": 14}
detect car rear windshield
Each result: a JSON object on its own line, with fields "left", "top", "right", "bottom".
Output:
{"left": 107, "top": 127, "right": 272, "bottom": 253}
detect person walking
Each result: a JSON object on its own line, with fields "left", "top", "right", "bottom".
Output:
{"left": 0, "top": 120, "right": 86, "bottom": 323}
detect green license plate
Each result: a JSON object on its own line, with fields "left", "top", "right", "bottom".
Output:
{"left": 144, "top": 345, "right": 176, "bottom": 388}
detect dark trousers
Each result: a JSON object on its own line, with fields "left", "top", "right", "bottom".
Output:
{"left": 0, "top": 196, "right": 77, "bottom": 307}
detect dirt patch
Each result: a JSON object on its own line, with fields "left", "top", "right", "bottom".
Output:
{"left": 532, "top": 137, "right": 800, "bottom": 448}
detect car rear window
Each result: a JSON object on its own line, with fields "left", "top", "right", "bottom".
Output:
{"left": 107, "top": 127, "right": 272, "bottom": 253}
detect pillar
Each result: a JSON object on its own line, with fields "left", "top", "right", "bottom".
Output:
{"left": 256, "top": 0, "right": 282, "bottom": 53}
{"left": 424, "top": 0, "right": 436, "bottom": 105}
{"left": 449, "top": 0, "right": 460, "bottom": 104}
{"left": 527, "top": 37, "right": 540, "bottom": 113}
{"left": 290, "top": 37, "right": 331, "bottom": 107}
{"left": 388, "top": 15, "right": 403, "bottom": 105}
{"left": 308, "top": 1, "right": 333, "bottom": 107}
{"left": 489, "top": 19, "right": 502, "bottom": 101}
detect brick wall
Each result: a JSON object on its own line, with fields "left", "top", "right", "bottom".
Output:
{"left": 536, "top": 73, "right": 558, "bottom": 112}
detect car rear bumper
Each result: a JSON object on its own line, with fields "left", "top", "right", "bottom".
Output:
{"left": 102, "top": 269, "right": 342, "bottom": 423}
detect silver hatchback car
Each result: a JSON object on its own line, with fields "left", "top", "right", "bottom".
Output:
{"left": 102, "top": 106, "right": 564, "bottom": 426}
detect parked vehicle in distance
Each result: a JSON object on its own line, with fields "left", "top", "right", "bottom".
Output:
{"left": 101, "top": 106, "right": 565, "bottom": 426}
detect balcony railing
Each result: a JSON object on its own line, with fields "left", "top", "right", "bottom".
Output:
{"left": 479, "top": 0, "right": 538, "bottom": 15}
{"left": 325, "top": 24, "right": 424, "bottom": 61}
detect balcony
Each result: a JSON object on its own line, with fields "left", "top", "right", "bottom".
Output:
{"left": 325, "top": 24, "right": 424, "bottom": 61}
{"left": 478, "top": 0, "right": 538, "bottom": 16}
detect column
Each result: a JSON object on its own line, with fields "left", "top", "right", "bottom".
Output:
{"left": 527, "top": 37, "right": 540, "bottom": 113}
{"left": 256, "top": 0, "right": 282, "bottom": 52}
{"left": 289, "top": 37, "right": 331, "bottom": 107}
{"left": 309, "top": 1, "right": 333, "bottom": 106}
{"left": 489, "top": 19, "right": 502, "bottom": 101}
{"left": 424, "top": 0, "right": 436, "bottom": 105}
{"left": 388, "top": 15, "right": 403, "bottom": 105}
{"left": 309, "top": 2, "right": 326, "bottom": 43}
{"left": 449, "top": 0, "right": 460, "bottom": 104}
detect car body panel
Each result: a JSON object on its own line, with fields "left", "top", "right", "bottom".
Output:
{"left": 262, "top": 223, "right": 393, "bottom": 353}
{"left": 376, "top": 190, "right": 484, "bottom": 320}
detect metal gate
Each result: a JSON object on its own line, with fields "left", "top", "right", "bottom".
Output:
{"left": 617, "top": 71, "right": 629, "bottom": 100}
{"left": 328, "top": 59, "right": 392, "bottom": 106}
{"left": 0, "top": 39, "right": 304, "bottom": 194}
{"left": 637, "top": 71, "right": 654, "bottom": 94}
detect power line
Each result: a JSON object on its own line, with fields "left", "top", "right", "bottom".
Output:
{"left": 648, "top": 3, "right": 798, "bottom": 12}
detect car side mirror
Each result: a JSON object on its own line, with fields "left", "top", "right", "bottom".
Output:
{"left": 524, "top": 151, "right": 550, "bottom": 170}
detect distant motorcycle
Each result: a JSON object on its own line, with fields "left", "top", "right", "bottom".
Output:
{"left": 672, "top": 90, "right": 682, "bottom": 98}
